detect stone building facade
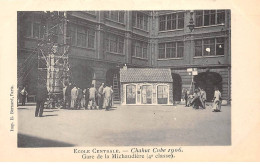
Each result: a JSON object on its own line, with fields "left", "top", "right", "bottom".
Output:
{"left": 17, "top": 10, "right": 231, "bottom": 103}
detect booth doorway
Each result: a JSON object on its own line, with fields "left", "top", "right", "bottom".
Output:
{"left": 141, "top": 85, "right": 152, "bottom": 104}
{"left": 126, "top": 84, "right": 136, "bottom": 104}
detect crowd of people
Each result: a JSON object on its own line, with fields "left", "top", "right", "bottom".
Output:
{"left": 62, "top": 83, "right": 114, "bottom": 111}
{"left": 183, "top": 87, "right": 222, "bottom": 112}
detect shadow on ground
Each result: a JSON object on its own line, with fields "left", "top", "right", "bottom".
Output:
{"left": 18, "top": 133, "right": 75, "bottom": 148}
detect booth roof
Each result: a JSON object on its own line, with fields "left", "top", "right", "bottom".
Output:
{"left": 120, "top": 68, "right": 173, "bottom": 83}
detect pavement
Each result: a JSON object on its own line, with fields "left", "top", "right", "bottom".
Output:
{"left": 17, "top": 103, "right": 231, "bottom": 147}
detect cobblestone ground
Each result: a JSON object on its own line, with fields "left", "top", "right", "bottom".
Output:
{"left": 18, "top": 103, "right": 231, "bottom": 147}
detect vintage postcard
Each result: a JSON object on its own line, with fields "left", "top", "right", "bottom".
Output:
{"left": 0, "top": 0, "right": 260, "bottom": 162}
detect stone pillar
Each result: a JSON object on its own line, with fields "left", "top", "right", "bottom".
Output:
{"left": 96, "top": 12, "right": 105, "bottom": 60}
{"left": 125, "top": 11, "right": 132, "bottom": 64}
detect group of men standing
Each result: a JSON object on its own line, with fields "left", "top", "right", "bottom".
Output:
{"left": 183, "top": 87, "right": 222, "bottom": 112}
{"left": 62, "top": 83, "right": 114, "bottom": 111}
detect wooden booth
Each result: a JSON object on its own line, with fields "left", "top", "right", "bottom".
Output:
{"left": 120, "top": 68, "right": 173, "bottom": 105}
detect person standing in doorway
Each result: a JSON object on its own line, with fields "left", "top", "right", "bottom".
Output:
{"left": 20, "top": 87, "right": 28, "bottom": 106}
{"left": 98, "top": 83, "right": 104, "bottom": 110}
{"left": 212, "top": 87, "right": 222, "bottom": 112}
{"left": 89, "top": 84, "right": 97, "bottom": 110}
{"left": 35, "top": 82, "right": 48, "bottom": 117}
{"left": 103, "top": 84, "right": 113, "bottom": 111}
{"left": 71, "top": 85, "right": 78, "bottom": 110}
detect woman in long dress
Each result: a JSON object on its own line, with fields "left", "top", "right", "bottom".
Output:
{"left": 212, "top": 87, "right": 222, "bottom": 112}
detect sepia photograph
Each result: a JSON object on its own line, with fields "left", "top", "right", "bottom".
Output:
{"left": 17, "top": 10, "right": 231, "bottom": 147}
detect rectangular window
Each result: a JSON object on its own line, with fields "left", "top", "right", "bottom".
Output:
{"left": 171, "top": 13, "right": 177, "bottom": 30}
{"left": 217, "top": 10, "right": 225, "bottom": 24}
{"left": 158, "top": 43, "right": 165, "bottom": 59}
{"left": 106, "top": 33, "right": 125, "bottom": 54}
{"left": 133, "top": 12, "right": 148, "bottom": 31}
{"left": 159, "top": 15, "right": 166, "bottom": 31}
{"left": 110, "top": 35, "right": 117, "bottom": 52}
{"left": 144, "top": 16, "right": 148, "bottom": 31}
{"left": 195, "top": 10, "right": 203, "bottom": 27}
{"left": 105, "top": 36, "right": 109, "bottom": 51}
{"left": 132, "top": 40, "right": 148, "bottom": 59}
{"left": 195, "top": 37, "right": 225, "bottom": 56}
{"left": 204, "top": 10, "right": 210, "bottom": 26}
{"left": 177, "top": 12, "right": 184, "bottom": 29}
{"left": 119, "top": 11, "right": 125, "bottom": 23}
{"left": 195, "top": 40, "right": 202, "bottom": 56}
{"left": 105, "top": 11, "right": 125, "bottom": 24}
{"left": 203, "top": 38, "right": 215, "bottom": 56}
{"left": 166, "top": 14, "right": 172, "bottom": 30}
{"left": 143, "top": 46, "right": 148, "bottom": 59}
{"left": 159, "top": 12, "right": 184, "bottom": 31}
{"left": 88, "top": 29, "right": 95, "bottom": 48}
{"left": 166, "top": 42, "right": 175, "bottom": 58}
{"left": 118, "top": 37, "right": 124, "bottom": 54}
{"left": 158, "top": 41, "right": 184, "bottom": 59}
{"left": 132, "top": 12, "right": 136, "bottom": 27}
{"left": 177, "top": 42, "right": 184, "bottom": 57}
{"left": 195, "top": 10, "right": 226, "bottom": 27}
{"left": 210, "top": 10, "right": 216, "bottom": 25}
{"left": 216, "top": 37, "right": 224, "bottom": 55}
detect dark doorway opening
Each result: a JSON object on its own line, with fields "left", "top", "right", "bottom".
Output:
{"left": 194, "top": 72, "right": 222, "bottom": 102}
{"left": 70, "top": 63, "right": 93, "bottom": 89}
{"left": 171, "top": 73, "right": 182, "bottom": 102}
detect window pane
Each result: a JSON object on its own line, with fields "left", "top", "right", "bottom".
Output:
{"left": 195, "top": 46, "right": 202, "bottom": 56}
{"left": 210, "top": 10, "right": 216, "bottom": 25}
{"left": 144, "top": 16, "right": 148, "bottom": 31}
{"left": 143, "top": 47, "right": 147, "bottom": 58}
{"left": 159, "top": 15, "right": 166, "bottom": 31}
{"left": 177, "top": 42, "right": 184, "bottom": 57}
{"left": 119, "top": 11, "right": 125, "bottom": 23}
{"left": 195, "top": 11, "right": 203, "bottom": 27}
{"left": 88, "top": 30, "right": 95, "bottom": 48}
{"left": 217, "top": 10, "right": 225, "bottom": 24}
{"left": 132, "top": 12, "right": 136, "bottom": 27}
{"left": 216, "top": 37, "right": 225, "bottom": 55}
{"left": 118, "top": 37, "right": 124, "bottom": 54}
{"left": 204, "top": 10, "right": 210, "bottom": 26}
{"left": 177, "top": 12, "right": 184, "bottom": 29}
{"left": 158, "top": 43, "right": 165, "bottom": 59}
{"left": 195, "top": 40, "right": 202, "bottom": 56}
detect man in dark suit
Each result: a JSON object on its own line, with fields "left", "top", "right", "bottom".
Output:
{"left": 35, "top": 82, "right": 48, "bottom": 117}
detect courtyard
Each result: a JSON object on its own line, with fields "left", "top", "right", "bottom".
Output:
{"left": 18, "top": 103, "right": 231, "bottom": 147}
